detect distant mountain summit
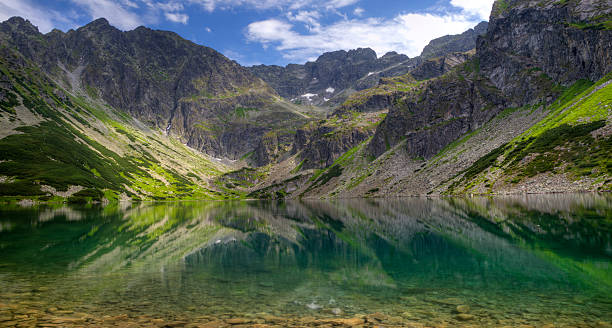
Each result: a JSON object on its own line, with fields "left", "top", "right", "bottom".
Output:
{"left": 249, "top": 48, "right": 411, "bottom": 107}
{"left": 248, "top": 22, "right": 488, "bottom": 106}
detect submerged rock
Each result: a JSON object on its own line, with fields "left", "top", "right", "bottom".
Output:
{"left": 456, "top": 313, "right": 475, "bottom": 321}
{"left": 330, "top": 317, "right": 366, "bottom": 326}
{"left": 226, "top": 318, "right": 252, "bottom": 325}
{"left": 456, "top": 305, "right": 470, "bottom": 313}
{"left": 306, "top": 302, "right": 321, "bottom": 310}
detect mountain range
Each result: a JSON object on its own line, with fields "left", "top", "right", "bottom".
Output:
{"left": 0, "top": 0, "right": 610, "bottom": 203}
{"left": 248, "top": 21, "right": 488, "bottom": 107}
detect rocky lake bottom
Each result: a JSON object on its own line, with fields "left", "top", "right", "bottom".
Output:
{"left": 0, "top": 194, "right": 611, "bottom": 327}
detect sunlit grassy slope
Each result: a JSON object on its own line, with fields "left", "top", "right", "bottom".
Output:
{"left": 0, "top": 48, "right": 236, "bottom": 203}
{"left": 449, "top": 73, "right": 612, "bottom": 192}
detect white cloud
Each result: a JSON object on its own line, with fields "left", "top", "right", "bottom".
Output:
{"left": 247, "top": 12, "right": 485, "bottom": 62}
{"left": 246, "top": 0, "right": 495, "bottom": 63}
{"left": 450, "top": 0, "right": 494, "bottom": 20}
{"left": 324, "top": 0, "right": 358, "bottom": 10}
{"left": 120, "top": 0, "right": 140, "bottom": 9}
{"left": 152, "top": 2, "right": 184, "bottom": 12}
{"left": 287, "top": 10, "right": 320, "bottom": 30}
{"left": 0, "top": 0, "right": 76, "bottom": 33}
{"left": 205, "top": 27, "right": 212, "bottom": 32}
{"left": 189, "top": 0, "right": 359, "bottom": 12}
{"left": 165, "top": 12, "right": 188, "bottom": 23}
{"left": 71, "top": 0, "right": 143, "bottom": 30}
{"left": 247, "top": 19, "right": 295, "bottom": 43}
{"left": 353, "top": 7, "right": 364, "bottom": 17}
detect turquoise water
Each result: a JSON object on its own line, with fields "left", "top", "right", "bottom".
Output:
{"left": 0, "top": 194, "right": 611, "bottom": 327}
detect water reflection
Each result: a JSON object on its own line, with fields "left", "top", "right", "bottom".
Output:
{"left": 0, "top": 194, "right": 611, "bottom": 327}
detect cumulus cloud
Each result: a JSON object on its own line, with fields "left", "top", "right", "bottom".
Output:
{"left": 450, "top": 0, "right": 493, "bottom": 20}
{"left": 287, "top": 10, "right": 320, "bottom": 30}
{"left": 353, "top": 7, "right": 364, "bottom": 17}
{"left": 150, "top": 1, "right": 184, "bottom": 12}
{"left": 246, "top": 0, "right": 494, "bottom": 62}
{"left": 120, "top": 0, "right": 140, "bottom": 9}
{"left": 189, "top": 0, "right": 359, "bottom": 12}
{"left": 165, "top": 12, "right": 188, "bottom": 23}
{"left": 247, "top": 15, "right": 486, "bottom": 62}
{"left": 247, "top": 19, "right": 294, "bottom": 48}
{"left": 325, "top": 0, "right": 359, "bottom": 9}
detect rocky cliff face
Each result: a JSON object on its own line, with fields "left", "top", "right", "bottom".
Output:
{"left": 410, "top": 51, "right": 474, "bottom": 80}
{"left": 252, "top": 52, "right": 475, "bottom": 168}
{"left": 367, "top": 67, "right": 505, "bottom": 159}
{"left": 243, "top": 23, "right": 490, "bottom": 168}
{"left": 0, "top": 17, "right": 313, "bottom": 160}
{"left": 291, "top": 111, "right": 384, "bottom": 170}
{"left": 478, "top": 0, "right": 612, "bottom": 106}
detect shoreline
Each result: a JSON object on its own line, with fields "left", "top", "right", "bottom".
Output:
{"left": 0, "top": 190, "right": 610, "bottom": 206}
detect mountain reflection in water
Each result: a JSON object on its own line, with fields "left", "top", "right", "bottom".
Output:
{"left": 0, "top": 194, "right": 611, "bottom": 327}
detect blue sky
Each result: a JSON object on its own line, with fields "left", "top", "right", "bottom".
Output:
{"left": 0, "top": 0, "right": 494, "bottom": 66}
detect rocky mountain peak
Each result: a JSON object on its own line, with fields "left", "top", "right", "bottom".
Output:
{"left": 0, "top": 16, "right": 40, "bottom": 37}
{"left": 380, "top": 51, "right": 403, "bottom": 58}
{"left": 315, "top": 48, "right": 378, "bottom": 64}
{"left": 77, "top": 17, "right": 122, "bottom": 41}
{"left": 473, "top": 21, "right": 489, "bottom": 34}
{"left": 347, "top": 48, "right": 378, "bottom": 60}
{"left": 81, "top": 17, "right": 113, "bottom": 30}
{"left": 491, "top": 0, "right": 611, "bottom": 20}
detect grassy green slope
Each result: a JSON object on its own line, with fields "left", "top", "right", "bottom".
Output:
{"left": 0, "top": 48, "right": 235, "bottom": 203}
{"left": 449, "top": 73, "right": 612, "bottom": 193}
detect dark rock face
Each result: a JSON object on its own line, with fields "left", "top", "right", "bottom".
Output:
{"left": 292, "top": 123, "right": 375, "bottom": 170}
{"left": 410, "top": 52, "right": 473, "bottom": 81}
{"left": 478, "top": 0, "right": 612, "bottom": 106}
{"left": 0, "top": 17, "right": 285, "bottom": 159}
{"left": 251, "top": 130, "right": 296, "bottom": 167}
{"left": 368, "top": 1, "right": 612, "bottom": 161}
{"left": 368, "top": 74, "right": 505, "bottom": 158}
{"left": 332, "top": 52, "right": 472, "bottom": 120}
{"left": 341, "top": 93, "right": 398, "bottom": 114}
{"left": 353, "top": 52, "right": 420, "bottom": 91}
{"left": 420, "top": 21, "right": 488, "bottom": 59}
